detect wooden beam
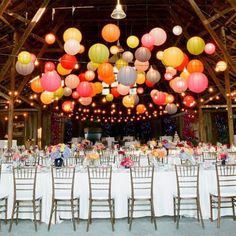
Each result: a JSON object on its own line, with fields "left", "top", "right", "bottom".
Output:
{"left": 0, "top": 91, "right": 10, "bottom": 100}
{"left": 207, "top": 7, "right": 233, "bottom": 24}
{"left": 228, "top": 0, "right": 236, "bottom": 11}
{"left": 5, "top": 10, "right": 30, "bottom": 24}
{"left": 0, "top": 0, "right": 51, "bottom": 83}
{"left": 0, "top": 0, "right": 11, "bottom": 18}
{"left": 0, "top": 16, "right": 15, "bottom": 31}
{"left": 188, "top": 0, "right": 236, "bottom": 74}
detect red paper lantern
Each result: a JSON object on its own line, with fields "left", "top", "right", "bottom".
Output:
{"left": 62, "top": 101, "right": 74, "bottom": 113}
{"left": 152, "top": 91, "right": 166, "bottom": 105}
{"left": 44, "top": 62, "right": 55, "bottom": 73}
{"left": 145, "top": 79, "right": 154, "bottom": 87}
{"left": 188, "top": 72, "right": 208, "bottom": 93}
{"left": 76, "top": 81, "right": 93, "bottom": 97}
{"left": 60, "top": 54, "right": 77, "bottom": 69}
{"left": 78, "top": 73, "right": 86, "bottom": 82}
{"left": 183, "top": 95, "right": 196, "bottom": 107}
{"left": 175, "top": 53, "right": 189, "bottom": 71}
{"left": 40, "top": 70, "right": 61, "bottom": 92}
{"left": 111, "top": 87, "right": 120, "bottom": 97}
{"left": 72, "top": 91, "right": 80, "bottom": 99}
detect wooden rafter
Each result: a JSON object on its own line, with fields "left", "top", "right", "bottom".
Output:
{"left": 188, "top": 0, "right": 236, "bottom": 74}
{"left": 0, "top": 91, "right": 9, "bottom": 100}
{"left": 207, "top": 7, "right": 233, "bottom": 24}
{"left": 5, "top": 9, "right": 30, "bottom": 24}
{"left": 0, "top": 0, "right": 11, "bottom": 18}
{"left": 0, "top": 16, "right": 15, "bottom": 31}
{"left": 228, "top": 0, "right": 236, "bottom": 11}
{"left": 0, "top": 0, "right": 51, "bottom": 83}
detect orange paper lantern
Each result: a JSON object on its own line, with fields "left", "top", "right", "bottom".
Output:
{"left": 187, "top": 59, "right": 204, "bottom": 73}
{"left": 101, "top": 24, "right": 120, "bottom": 43}
{"left": 31, "top": 78, "right": 44, "bottom": 93}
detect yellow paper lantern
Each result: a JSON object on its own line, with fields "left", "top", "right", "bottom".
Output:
{"left": 216, "top": 61, "right": 227, "bottom": 72}
{"left": 127, "top": 35, "right": 139, "bottom": 48}
{"left": 122, "top": 95, "right": 135, "bottom": 108}
{"left": 94, "top": 82, "right": 103, "bottom": 94}
{"left": 180, "top": 69, "right": 190, "bottom": 80}
{"left": 187, "top": 36, "right": 205, "bottom": 55}
{"left": 40, "top": 91, "right": 54, "bottom": 104}
{"left": 54, "top": 87, "right": 64, "bottom": 99}
{"left": 106, "top": 94, "right": 114, "bottom": 102}
{"left": 57, "top": 63, "right": 72, "bottom": 76}
{"left": 18, "top": 51, "right": 32, "bottom": 64}
{"left": 162, "top": 47, "right": 184, "bottom": 67}
{"left": 115, "top": 59, "right": 128, "bottom": 70}
{"left": 110, "top": 45, "right": 119, "bottom": 54}
{"left": 156, "top": 51, "right": 164, "bottom": 60}
{"left": 136, "top": 72, "right": 146, "bottom": 85}
{"left": 63, "top": 27, "right": 82, "bottom": 42}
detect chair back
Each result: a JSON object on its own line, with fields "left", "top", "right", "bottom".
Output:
{"left": 202, "top": 151, "right": 217, "bottom": 163}
{"left": 13, "top": 167, "right": 37, "bottom": 200}
{"left": 51, "top": 167, "right": 75, "bottom": 199}
{"left": 175, "top": 165, "right": 199, "bottom": 197}
{"left": 168, "top": 148, "right": 179, "bottom": 156}
{"left": 131, "top": 155, "right": 141, "bottom": 166}
{"left": 216, "top": 164, "right": 236, "bottom": 196}
{"left": 130, "top": 166, "right": 154, "bottom": 199}
{"left": 64, "top": 157, "right": 81, "bottom": 166}
{"left": 88, "top": 166, "right": 112, "bottom": 199}
{"left": 100, "top": 152, "right": 115, "bottom": 166}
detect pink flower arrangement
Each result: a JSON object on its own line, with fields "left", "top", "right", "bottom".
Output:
{"left": 118, "top": 150, "right": 125, "bottom": 155}
{"left": 120, "top": 157, "right": 134, "bottom": 168}
{"left": 219, "top": 152, "right": 228, "bottom": 160}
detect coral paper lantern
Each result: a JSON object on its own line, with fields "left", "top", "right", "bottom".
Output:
{"left": 162, "top": 47, "right": 184, "bottom": 67}
{"left": 76, "top": 81, "right": 93, "bottom": 97}
{"left": 60, "top": 54, "right": 77, "bottom": 70}
{"left": 40, "top": 91, "right": 54, "bottom": 104}
{"left": 170, "top": 77, "right": 188, "bottom": 93}
{"left": 45, "top": 33, "right": 56, "bottom": 44}
{"left": 136, "top": 104, "right": 146, "bottom": 114}
{"left": 165, "top": 103, "right": 177, "bottom": 114}
{"left": 134, "top": 60, "right": 149, "bottom": 72}
{"left": 117, "top": 66, "right": 137, "bottom": 86}
{"left": 85, "top": 70, "right": 95, "bottom": 81}
{"left": 64, "top": 39, "right": 81, "bottom": 55}
{"left": 126, "top": 35, "right": 139, "bottom": 48}
{"left": 204, "top": 43, "right": 216, "bottom": 55}
{"left": 65, "top": 74, "right": 80, "bottom": 89}
{"left": 101, "top": 24, "right": 120, "bottom": 43}
{"left": 164, "top": 73, "right": 173, "bottom": 81}
{"left": 137, "top": 87, "right": 144, "bottom": 94}
{"left": 79, "top": 97, "right": 92, "bottom": 106}
{"left": 40, "top": 70, "right": 61, "bottom": 92}
{"left": 152, "top": 91, "right": 166, "bottom": 105}
{"left": 72, "top": 91, "right": 80, "bottom": 99}
{"left": 44, "top": 62, "right": 55, "bottom": 73}
{"left": 88, "top": 43, "right": 109, "bottom": 64}
{"left": 149, "top": 27, "right": 167, "bottom": 46}
{"left": 31, "top": 78, "right": 44, "bottom": 93}
{"left": 63, "top": 87, "right": 72, "bottom": 97}
{"left": 187, "top": 36, "right": 205, "bottom": 55}
{"left": 62, "top": 101, "right": 74, "bottom": 113}
{"left": 97, "top": 63, "right": 114, "bottom": 79}
{"left": 141, "top": 33, "right": 154, "bottom": 48}
{"left": 63, "top": 27, "right": 82, "bottom": 42}
{"left": 183, "top": 95, "right": 196, "bottom": 107}
{"left": 187, "top": 59, "right": 204, "bottom": 73}
{"left": 117, "top": 84, "right": 130, "bottom": 96}
{"left": 188, "top": 72, "right": 208, "bottom": 93}
{"left": 135, "top": 47, "right": 151, "bottom": 62}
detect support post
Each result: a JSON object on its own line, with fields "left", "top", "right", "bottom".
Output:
{"left": 198, "top": 106, "right": 204, "bottom": 142}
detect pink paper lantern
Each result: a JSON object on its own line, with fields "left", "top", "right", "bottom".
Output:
{"left": 65, "top": 74, "right": 80, "bottom": 89}
{"left": 149, "top": 27, "right": 167, "bottom": 46}
{"left": 170, "top": 77, "right": 188, "bottom": 93}
{"left": 79, "top": 97, "right": 92, "bottom": 106}
{"left": 204, "top": 43, "right": 216, "bottom": 55}
{"left": 188, "top": 72, "right": 208, "bottom": 93}
{"left": 150, "top": 89, "right": 158, "bottom": 98}
{"left": 141, "top": 33, "right": 154, "bottom": 48}
{"left": 152, "top": 91, "right": 166, "bottom": 105}
{"left": 134, "top": 60, "right": 149, "bottom": 72}
{"left": 76, "top": 81, "right": 93, "bottom": 97}
{"left": 72, "top": 91, "right": 80, "bottom": 99}
{"left": 164, "top": 72, "right": 173, "bottom": 81}
{"left": 40, "top": 70, "right": 61, "bottom": 92}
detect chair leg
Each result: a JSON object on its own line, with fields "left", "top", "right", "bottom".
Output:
{"left": 77, "top": 198, "right": 80, "bottom": 224}
{"left": 39, "top": 199, "right": 42, "bottom": 224}
{"left": 70, "top": 200, "right": 76, "bottom": 231}
{"left": 129, "top": 199, "right": 134, "bottom": 231}
{"left": 127, "top": 199, "right": 130, "bottom": 224}
{"left": 173, "top": 197, "right": 176, "bottom": 223}
{"left": 197, "top": 198, "right": 204, "bottom": 229}
{"left": 196, "top": 199, "right": 200, "bottom": 222}
{"left": 108, "top": 200, "right": 114, "bottom": 231}
{"left": 86, "top": 199, "right": 92, "bottom": 232}
{"left": 32, "top": 201, "right": 38, "bottom": 232}
{"left": 232, "top": 198, "right": 235, "bottom": 221}
{"left": 217, "top": 197, "right": 221, "bottom": 228}
{"left": 176, "top": 198, "right": 181, "bottom": 229}
{"left": 112, "top": 199, "right": 115, "bottom": 224}
{"left": 9, "top": 201, "right": 16, "bottom": 232}
{"left": 16, "top": 202, "right": 19, "bottom": 225}
{"left": 210, "top": 195, "right": 213, "bottom": 222}
{"left": 151, "top": 199, "right": 157, "bottom": 230}
{"left": 48, "top": 201, "right": 55, "bottom": 231}
{"left": 5, "top": 198, "right": 8, "bottom": 224}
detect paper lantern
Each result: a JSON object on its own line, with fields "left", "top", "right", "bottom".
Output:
{"left": 84, "top": 70, "right": 95, "bottom": 81}
{"left": 110, "top": 45, "right": 119, "bottom": 54}
{"left": 31, "top": 54, "right": 36, "bottom": 63}
{"left": 97, "top": 63, "right": 114, "bottom": 79}
{"left": 18, "top": 51, "right": 32, "bottom": 64}
{"left": 187, "top": 36, "right": 205, "bottom": 55}
{"left": 54, "top": 87, "right": 64, "bottom": 99}
{"left": 152, "top": 91, "right": 166, "bottom": 105}
{"left": 57, "top": 63, "right": 72, "bottom": 76}
{"left": 111, "top": 87, "right": 120, "bottom": 97}
{"left": 166, "top": 94, "right": 174, "bottom": 104}
{"left": 31, "top": 78, "right": 44, "bottom": 93}
{"left": 76, "top": 81, "right": 93, "bottom": 97}
{"left": 188, "top": 72, "right": 208, "bottom": 93}
{"left": 65, "top": 74, "right": 80, "bottom": 89}
{"left": 134, "top": 60, "right": 149, "bottom": 72}
{"left": 60, "top": 54, "right": 77, "bottom": 70}
{"left": 40, "top": 91, "right": 54, "bottom": 104}
{"left": 79, "top": 97, "right": 92, "bottom": 106}
{"left": 166, "top": 67, "right": 177, "bottom": 76}
{"left": 87, "top": 61, "right": 99, "bottom": 71}
{"left": 146, "top": 67, "right": 161, "bottom": 84}
{"left": 165, "top": 103, "right": 177, "bottom": 114}
{"left": 106, "top": 94, "right": 114, "bottom": 102}
{"left": 78, "top": 44, "right": 85, "bottom": 54}
{"left": 156, "top": 51, "right": 164, "bottom": 60}
{"left": 122, "top": 95, "right": 135, "bottom": 108}
{"left": 64, "top": 39, "right": 80, "bottom": 55}
{"left": 133, "top": 94, "right": 140, "bottom": 105}
{"left": 101, "top": 24, "right": 120, "bottom": 42}
{"left": 216, "top": 61, "right": 227, "bottom": 72}
{"left": 136, "top": 72, "right": 146, "bottom": 84}
{"left": 89, "top": 83, "right": 97, "bottom": 97}
{"left": 135, "top": 47, "right": 151, "bottom": 62}
{"left": 72, "top": 91, "right": 80, "bottom": 99}
{"left": 94, "top": 82, "right": 103, "bottom": 94}
{"left": 149, "top": 27, "right": 167, "bottom": 46}
{"left": 164, "top": 73, "right": 173, "bottom": 81}
{"left": 136, "top": 104, "right": 146, "bottom": 114}
{"left": 117, "top": 84, "right": 130, "bottom": 95}
{"left": 15, "top": 61, "right": 34, "bottom": 76}
{"left": 137, "top": 87, "right": 144, "bottom": 94}
{"left": 204, "top": 43, "right": 216, "bottom": 55}
{"left": 44, "top": 62, "right": 55, "bottom": 73}
{"left": 78, "top": 73, "right": 86, "bottom": 82}
{"left": 115, "top": 59, "right": 128, "bottom": 70}
{"left": 45, "top": 33, "right": 56, "bottom": 44}
{"left": 175, "top": 53, "right": 189, "bottom": 71}
{"left": 172, "top": 25, "right": 182, "bottom": 36}
{"left": 150, "top": 89, "right": 158, "bottom": 98}
{"left": 88, "top": 43, "right": 109, "bottom": 64}
{"left": 187, "top": 59, "right": 204, "bottom": 73}
{"left": 40, "top": 70, "right": 61, "bottom": 92}
{"left": 180, "top": 70, "right": 190, "bottom": 80}
{"left": 170, "top": 77, "right": 188, "bottom": 93}
{"left": 103, "top": 74, "right": 115, "bottom": 85}
{"left": 117, "top": 66, "right": 137, "bottom": 86}
{"left": 141, "top": 33, "right": 154, "bottom": 48}
{"left": 63, "top": 87, "right": 72, "bottom": 97}
{"left": 63, "top": 27, "right": 82, "bottom": 42}
{"left": 62, "top": 100, "right": 74, "bottom": 113}
{"left": 145, "top": 79, "right": 154, "bottom": 87}
{"left": 162, "top": 47, "right": 184, "bottom": 67}
{"left": 122, "top": 51, "right": 134, "bottom": 63}
{"left": 127, "top": 35, "right": 139, "bottom": 48}
{"left": 183, "top": 95, "right": 196, "bottom": 107}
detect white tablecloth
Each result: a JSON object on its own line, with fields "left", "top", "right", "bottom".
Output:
{"left": 0, "top": 167, "right": 234, "bottom": 224}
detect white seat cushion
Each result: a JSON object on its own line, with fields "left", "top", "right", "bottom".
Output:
{"left": 16, "top": 193, "right": 42, "bottom": 201}
{"left": 173, "top": 193, "right": 197, "bottom": 199}
{"left": 210, "top": 190, "right": 236, "bottom": 198}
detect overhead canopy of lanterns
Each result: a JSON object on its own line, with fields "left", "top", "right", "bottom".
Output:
{"left": 15, "top": 23, "right": 223, "bottom": 117}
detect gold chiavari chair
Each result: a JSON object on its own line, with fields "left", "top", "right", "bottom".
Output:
{"left": 9, "top": 167, "right": 42, "bottom": 232}
{"left": 173, "top": 165, "right": 204, "bottom": 229}
{"left": 64, "top": 157, "right": 81, "bottom": 167}
{"left": 128, "top": 166, "right": 157, "bottom": 231}
{"left": 130, "top": 155, "right": 141, "bottom": 166}
{"left": 100, "top": 153, "right": 115, "bottom": 166}
{"left": 48, "top": 166, "right": 80, "bottom": 231}
{"left": 202, "top": 151, "right": 217, "bottom": 163}
{"left": 210, "top": 164, "right": 236, "bottom": 228}
{"left": 87, "top": 166, "right": 115, "bottom": 232}
{"left": 0, "top": 165, "right": 8, "bottom": 230}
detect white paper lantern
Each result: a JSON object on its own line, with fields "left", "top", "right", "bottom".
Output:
{"left": 172, "top": 25, "right": 183, "bottom": 36}
{"left": 15, "top": 61, "right": 34, "bottom": 75}
{"left": 117, "top": 66, "right": 137, "bottom": 86}
{"left": 64, "top": 39, "right": 81, "bottom": 55}
{"left": 63, "top": 87, "right": 72, "bottom": 96}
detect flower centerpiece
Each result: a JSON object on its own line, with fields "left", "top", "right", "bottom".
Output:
{"left": 219, "top": 152, "right": 228, "bottom": 165}
{"left": 120, "top": 157, "right": 134, "bottom": 168}
{"left": 148, "top": 140, "right": 157, "bottom": 149}
{"left": 85, "top": 152, "right": 100, "bottom": 166}
{"left": 140, "top": 144, "right": 149, "bottom": 154}
{"left": 93, "top": 143, "right": 105, "bottom": 154}
{"left": 179, "top": 147, "right": 195, "bottom": 165}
